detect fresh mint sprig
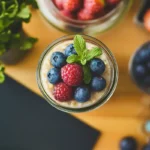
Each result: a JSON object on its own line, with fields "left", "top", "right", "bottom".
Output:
{"left": 67, "top": 35, "right": 102, "bottom": 84}
{"left": 73, "top": 35, "right": 86, "bottom": 56}
{"left": 66, "top": 54, "right": 80, "bottom": 63}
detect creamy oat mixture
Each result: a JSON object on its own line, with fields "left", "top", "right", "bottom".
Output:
{"left": 40, "top": 40, "right": 111, "bottom": 108}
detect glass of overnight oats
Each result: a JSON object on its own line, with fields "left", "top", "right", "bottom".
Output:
{"left": 36, "top": 0, "right": 132, "bottom": 34}
{"left": 36, "top": 35, "right": 118, "bottom": 113}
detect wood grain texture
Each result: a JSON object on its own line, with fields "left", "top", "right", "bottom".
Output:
{"left": 5, "top": 0, "right": 150, "bottom": 149}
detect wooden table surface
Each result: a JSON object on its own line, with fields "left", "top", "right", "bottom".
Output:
{"left": 5, "top": 1, "right": 150, "bottom": 149}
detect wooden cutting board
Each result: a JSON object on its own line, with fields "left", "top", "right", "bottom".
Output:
{"left": 5, "top": 0, "right": 150, "bottom": 149}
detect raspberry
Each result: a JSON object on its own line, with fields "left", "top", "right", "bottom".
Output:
{"left": 53, "top": 82, "right": 73, "bottom": 101}
{"left": 144, "top": 9, "right": 150, "bottom": 32}
{"left": 106, "top": 0, "right": 120, "bottom": 5}
{"left": 61, "top": 64, "right": 83, "bottom": 86}
{"left": 84, "top": 0, "right": 104, "bottom": 15}
{"left": 63, "top": 0, "right": 81, "bottom": 12}
{"left": 78, "top": 9, "right": 96, "bottom": 21}
{"left": 60, "top": 10, "right": 76, "bottom": 19}
{"left": 53, "top": 0, "right": 63, "bottom": 10}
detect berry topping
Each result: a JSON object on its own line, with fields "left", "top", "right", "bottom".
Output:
{"left": 63, "top": 0, "right": 81, "bottom": 12}
{"left": 120, "top": 136, "right": 138, "bottom": 150}
{"left": 61, "top": 63, "right": 83, "bottom": 86}
{"left": 60, "top": 10, "right": 76, "bottom": 19}
{"left": 47, "top": 68, "right": 61, "bottom": 84}
{"left": 66, "top": 35, "right": 102, "bottom": 84}
{"left": 135, "top": 65, "right": 146, "bottom": 77}
{"left": 90, "top": 58, "right": 105, "bottom": 75}
{"left": 74, "top": 86, "right": 91, "bottom": 102}
{"left": 143, "top": 144, "right": 150, "bottom": 150}
{"left": 144, "top": 9, "right": 150, "bottom": 32}
{"left": 106, "top": 0, "right": 120, "bottom": 5}
{"left": 91, "top": 76, "right": 106, "bottom": 91}
{"left": 53, "top": 82, "right": 73, "bottom": 101}
{"left": 78, "top": 9, "right": 96, "bottom": 21}
{"left": 64, "top": 44, "right": 77, "bottom": 57}
{"left": 84, "top": 0, "right": 104, "bottom": 15}
{"left": 53, "top": 0, "right": 63, "bottom": 10}
{"left": 50, "top": 52, "right": 66, "bottom": 68}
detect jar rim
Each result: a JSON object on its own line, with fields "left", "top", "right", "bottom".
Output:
{"left": 36, "top": 35, "right": 119, "bottom": 113}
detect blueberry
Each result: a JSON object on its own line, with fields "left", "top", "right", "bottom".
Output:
{"left": 120, "top": 137, "right": 138, "bottom": 150}
{"left": 135, "top": 65, "right": 146, "bottom": 76}
{"left": 91, "top": 77, "right": 106, "bottom": 91}
{"left": 50, "top": 52, "right": 66, "bottom": 68}
{"left": 142, "top": 144, "right": 150, "bottom": 150}
{"left": 90, "top": 58, "right": 105, "bottom": 75}
{"left": 64, "top": 44, "right": 77, "bottom": 57}
{"left": 74, "top": 87, "right": 91, "bottom": 102}
{"left": 135, "top": 49, "right": 150, "bottom": 64}
{"left": 47, "top": 68, "right": 60, "bottom": 84}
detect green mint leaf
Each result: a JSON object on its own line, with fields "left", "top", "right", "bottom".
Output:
{"left": 0, "top": 30, "right": 11, "bottom": 43}
{"left": 67, "top": 54, "right": 79, "bottom": 63}
{"left": 20, "top": 37, "right": 38, "bottom": 50}
{"left": 0, "top": 71, "right": 5, "bottom": 83}
{"left": 83, "top": 65, "right": 92, "bottom": 84}
{"left": 0, "top": 64, "right": 5, "bottom": 84}
{"left": 0, "top": 64, "right": 5, "bottom": 72}
{"left": 7, "top": 4, "right": 18, "bottom": 18}
{"left": 86, "top": 47, "right": 102, "bottom": 61}
{"left": 17, "top": 3, "right": 31, "bottom": 22}
{"left": 0, "top": 0, "right": 18, "bottom": 18}
{"left": 0, "top": 17, "right": 14, "bottom": 32}
{"left": 25, "top": 0, "right": 38, "bottom": 9}
{"left": 73, "top": 35, "right": 86, "bottom": 56}
{"left": 81, "top": 59, "right": 86, "bottom": 65}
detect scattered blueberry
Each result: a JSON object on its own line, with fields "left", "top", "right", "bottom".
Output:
{"left": 91, "top": 77, "right": 106, "bottom": 91}
{"left": 90, "top": 58, "right": 105, "bottom": 75}
{"left": 64, "top": 44, "right": 77, "bottom": 57}
{"left": 50, "top": 52, "right": 66, "bottom": 68}
{"left": 135, "top": 65, "right": 146, "bottom": 76}
{"left": 74, "top": 86, "right": 91, "bottom": 102}
{"left": 142, "top": 144, "right": 150, "bottom": 150}
{"left": 135, "top": 49, "right": 150, "bottom": 64}
{"left": 47, "top": 68, "right": 60, "bottom": 84}
{"left": 120, "top": 136, "right": 138, "bottom": 150}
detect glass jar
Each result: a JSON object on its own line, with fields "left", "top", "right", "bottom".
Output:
{"left": 36, "top": 35, "right": 118, "bottom": 113}
{"left": 37, "top": 0, "right": 132, "bottom": 34}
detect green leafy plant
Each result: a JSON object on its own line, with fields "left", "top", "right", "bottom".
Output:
{"left": 67, "top": 35, "right": 102, "bottom": 84}
{"left": 0, "top": 0, "right": 38, "bottom": 83}
{"left": 0, "top": 63, "right": 5, "bottom": 83}
{"left": 0, "top": 0, "right": 38, "bottom": 54}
